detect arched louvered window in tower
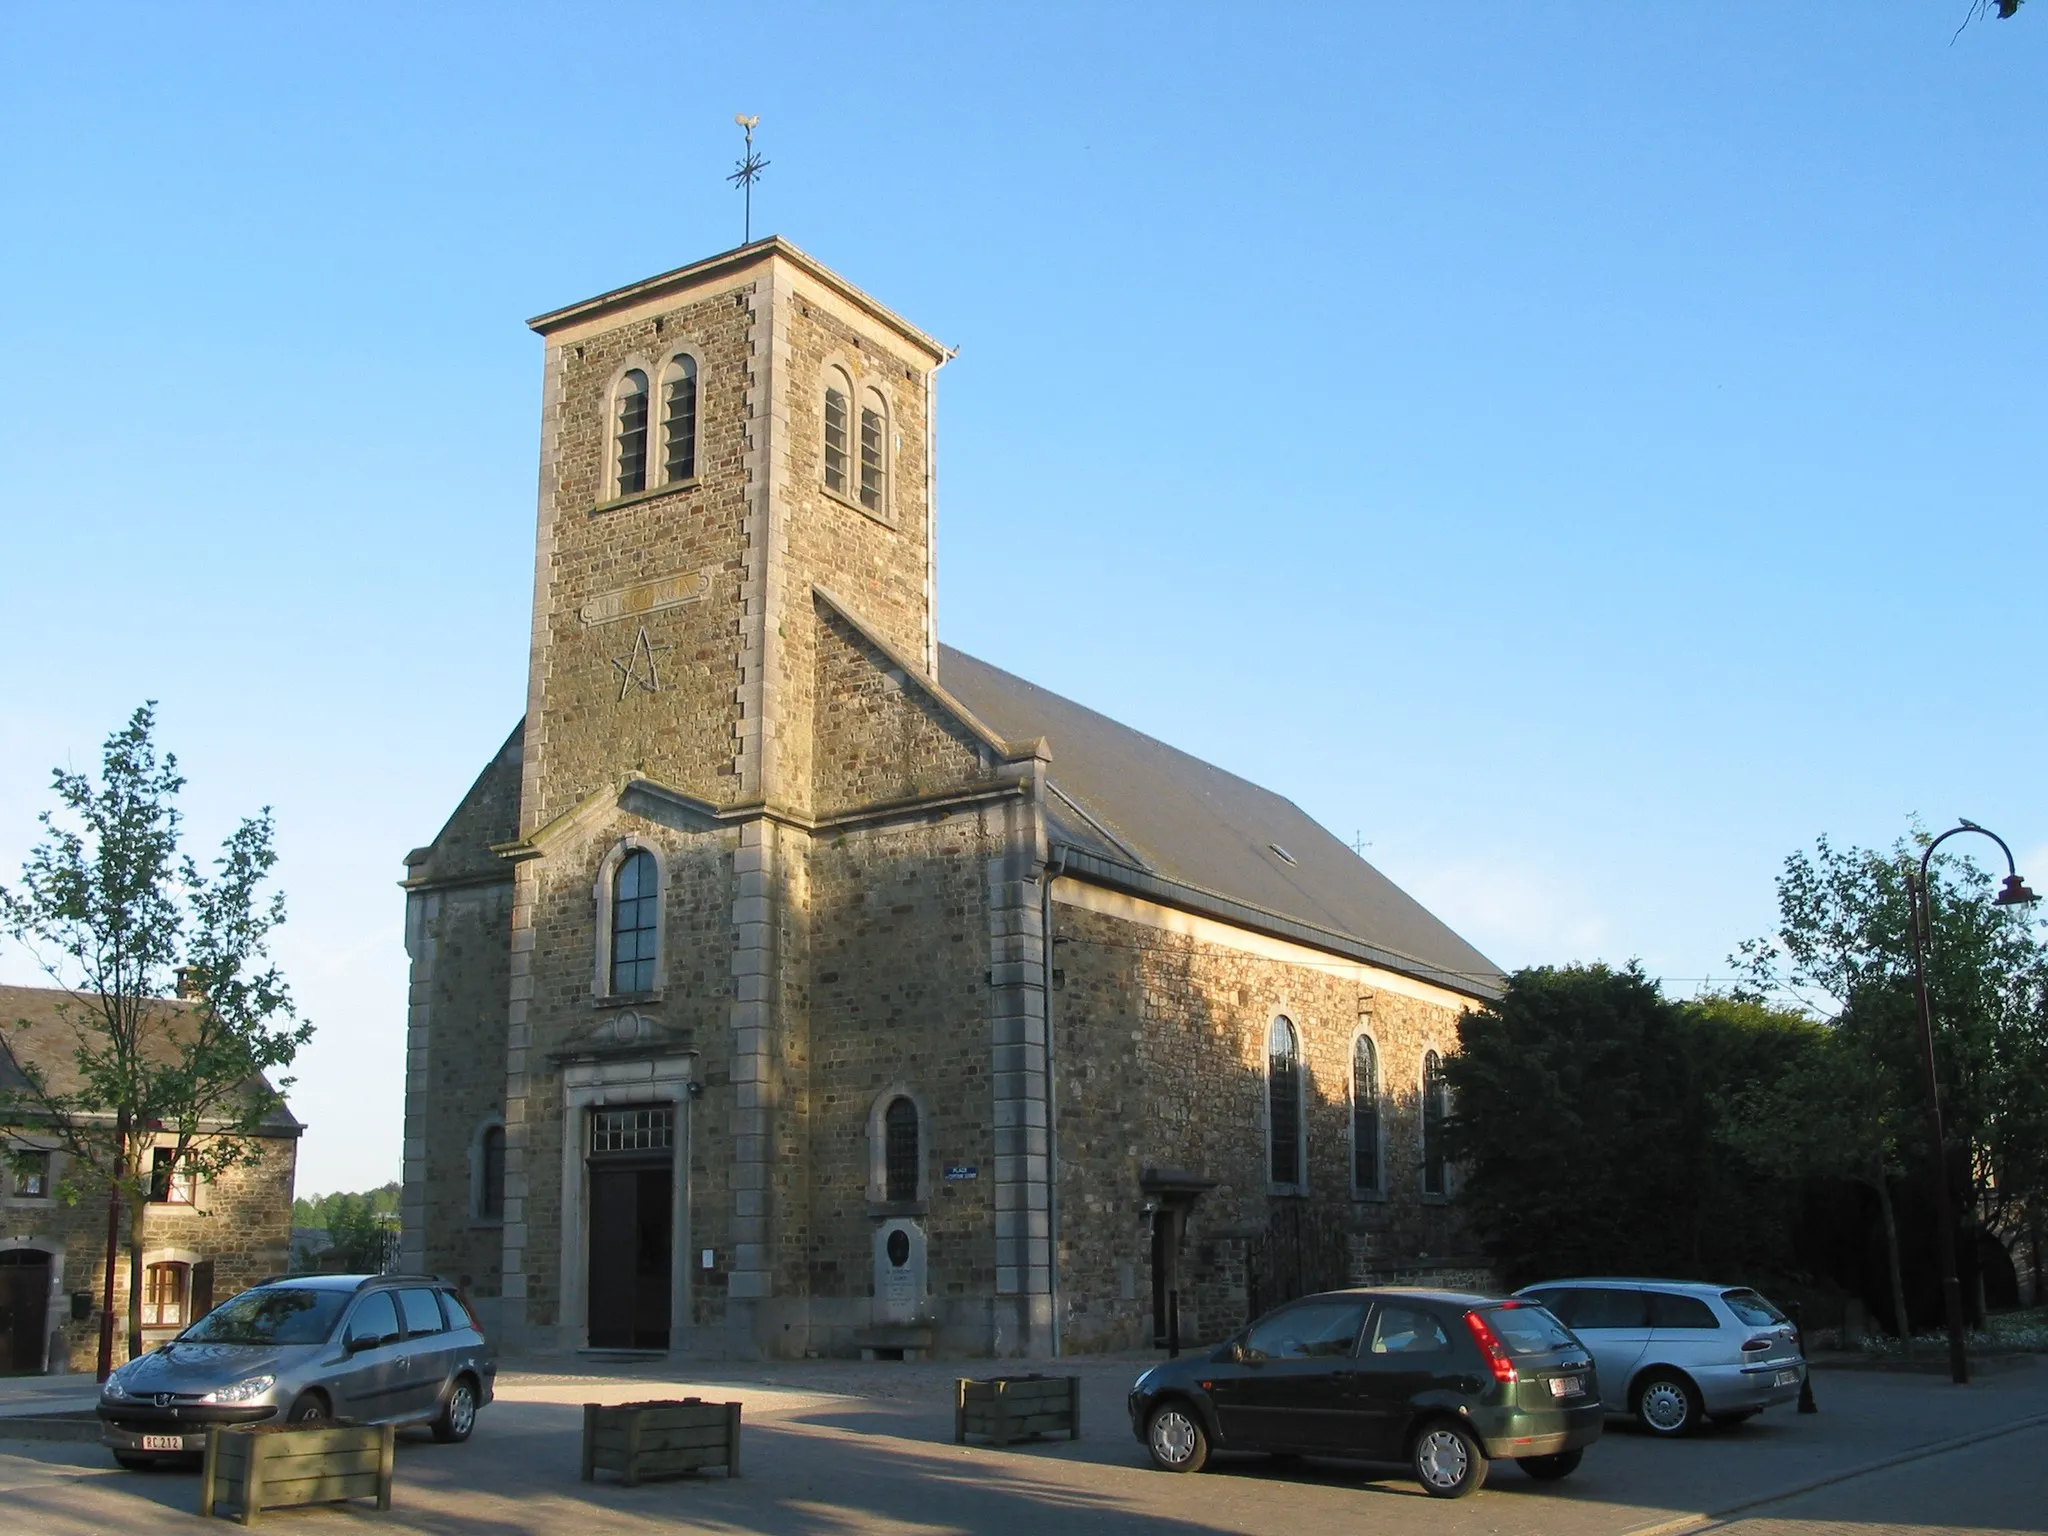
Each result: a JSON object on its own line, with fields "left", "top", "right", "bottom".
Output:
{"left": 613, "top": 369, "right": 650, "bottom": 497}
{"left": 823, "top": 369, "right": 852, "bottom": 496}
{"left": 1268, "top": 1016, "right": 1302, "bottom": 1189}
{"left": 661, "top": 354, "right": 698, "bottom": 484}
{"left": 609, "top": 849, "right": 659, "bottom": 994}
{"left": 858, "top": 387, "right": 887, "bottom": 513}
{"left": 1422, "top": 1050, "right": 1450, "bottom": 1195}
{"left": 1352, "top": 1034, "right": 1381, "bottom": 1195}
{"left": 883, "top": 1096, "right": 920, "bottom": 1202}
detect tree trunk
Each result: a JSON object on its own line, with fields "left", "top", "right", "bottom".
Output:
{"left": 1871, "top": 1167, "right": 1913, "bottom": 1359}
{"left": 2031, "top": 1202, "right": 2043, "bottom": 1308}
{"left": 95, "top": 1114, "right": 128, "bottom": 1382}
{"left": 126, "top": 1183, "right": 148, "bottom": 1362}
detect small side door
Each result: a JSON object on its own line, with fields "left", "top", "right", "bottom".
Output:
{"left": 394, "top": 1287, "right": 456, "bottom": 1418}
{"left": 1207, "top": 1296, "right": 1371, "bottom": 1451}
{"left": 1350, "top": 1301, "right": 1461, "bottom": 1460}
{"left": 330, "top": 1291, "right": 408, "bottom": 1422}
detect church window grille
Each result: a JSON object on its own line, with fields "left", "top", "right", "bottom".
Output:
{"left": 661, "top": 354, "right": 698, "bottom": 484}
{"left": 609, "top": 849, "right": 659, "bottom": 994}
{"left": 1422, "top": 1050, "right": 1450, "bottom": 1195}
{"left": 1268, "top": 1016, "right": 1303, "bottom": 1190}
{"left": 858, "top": 389, "right": 886, "bottom": 513}
{"left": 883, "top": 1096, "right": 919, "bottom": 1202}
{"left": 590, "top": 1106, "right": 673, "bottom": 1154}
{"left": 1352, "top": 1034, "right": 1381, "bottom": 1195}
{"left": 613, "top": 369, "right": 650, "bottom": 497}
{"left": 479, "top": 1125, "right": 505, "bottom": 1220}
{"left": 823, "top": 377, "right": 851, "bottom": 495}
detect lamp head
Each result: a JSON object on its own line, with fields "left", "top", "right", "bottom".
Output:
{"left": 1995, "top": 874, "right": 2038, "bottom": 907}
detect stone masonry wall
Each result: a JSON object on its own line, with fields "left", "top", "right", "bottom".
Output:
{"left": 803, "top": 812, "right": 1001, "bottom": 1346}
{"left": 526, "top": 282, "right": 757, "bottom": 830}
{"left": 1050, "top": 895, "right": 1479, "bottom": 1353}
{"left": 767, "top": 283, "right": 936, "bottom": 815}
{"left": 413, "top": 879, "right": 513, "bottom": 1300}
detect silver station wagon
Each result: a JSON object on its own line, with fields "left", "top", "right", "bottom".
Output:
{"left": 97, "top": 1273, "right": 496, "bottom": 1466}
{"left": 1514, "top": 1278, "right": 1805, "bottom": 1437}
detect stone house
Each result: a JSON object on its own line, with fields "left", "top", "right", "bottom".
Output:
{"left": 0, "top": 984, "right": 300, "bottom": 1374}
{"left": 400, "top": 236, "right": 1503, "bottom": 1361}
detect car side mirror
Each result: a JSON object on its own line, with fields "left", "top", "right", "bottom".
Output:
{"left": 345, "top": 1332, "right": 378, "bottom": 1355}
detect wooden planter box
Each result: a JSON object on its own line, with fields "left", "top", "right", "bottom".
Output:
{"left": 954, "top": 1374, "right": 1081, "bottom": 1447}
{"left": 580, "top": 1398, "right": 742, "bottom": 1486}
{"left": 199, "top": 1423, "right": 394, "bottom": 1526}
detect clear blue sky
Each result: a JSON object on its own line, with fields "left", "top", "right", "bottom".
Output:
{"left": 2, "top": 4, "right": 2042, "bottom": 1194}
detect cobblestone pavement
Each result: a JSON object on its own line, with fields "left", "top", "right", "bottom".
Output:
{"left": 0, "top": 1355, "right": 2041, "bottom": 1534}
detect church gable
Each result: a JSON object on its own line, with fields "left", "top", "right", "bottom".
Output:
{"left": 810, "top": 589, "right": 1001, "bottom": 816}
{"left": 403, "top": 722, "right": 524, "bottom": 888}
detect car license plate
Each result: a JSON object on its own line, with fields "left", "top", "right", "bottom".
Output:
{"left": 1773, "top": 1369, "right": 1799, "bottom": 1387}
{"left": 1548, "top": 1375, "right": 1583, "bottom": 1398}
{"left": 140, "top": 1435, "right": 186, "bottom": 1452}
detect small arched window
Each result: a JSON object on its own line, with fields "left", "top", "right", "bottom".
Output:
{"left": 857, "top": 387, "right": 887, "bottom": 513}
{"left": 479, "top": 1124, "right": 506, "bottom": 1221}
{"left": 660, "top": 354, "right": 698, "bottom": 484}
{"left": 613, "top": 369, "right": 650, "bottom": 497}
{"left": 1422, "top": 1050, "right": 1450, "bottom": 1195}
{"left": 883, "top": 1096, "right": 920, "bottom": 1202}
{"left": 822, "top": 369, "right": 852, "bottom": 496}
{"left": 609, "top": 849, "right": 659, "bottom": 994}
{"left": 1352, "top": 1034, "right": 1381, "bottom": 1196}
{"left": 1268, "top": 1016, "right": 1302, "bottom": 1189}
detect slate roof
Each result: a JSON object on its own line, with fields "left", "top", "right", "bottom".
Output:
{"left": 408, "top": 657, "right": 1500, "bottom": 999}
{"left": 0, "top": 984, "right": 302, "bottom": 1135}
{"left": 938, "top": 647, "right": 1503, "bottom": 999}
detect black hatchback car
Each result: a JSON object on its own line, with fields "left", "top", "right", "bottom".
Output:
{"left": 1128, "top": 1288, "right": 1603, "bottom": 1497}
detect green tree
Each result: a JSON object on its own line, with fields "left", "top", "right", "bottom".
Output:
{"left": 1444, "top": 964, "right": 1717, "bottom": 1287}
{"left": 0, "top": 705, "right": 310, "bottom": 1375}
{"left": 1734, "top": 833, "right": 2048, "bottom": 1303}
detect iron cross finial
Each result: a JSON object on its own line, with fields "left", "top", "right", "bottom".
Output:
{"left": 729, "top": 114, "right": 768, "bottom": 245}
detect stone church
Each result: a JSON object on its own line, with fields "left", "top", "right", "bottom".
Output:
{"left": 399, "top": 237, "right": 1503, "bottom": 1360}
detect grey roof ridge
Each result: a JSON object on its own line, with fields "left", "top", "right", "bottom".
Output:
{"left": 404, "top": 720, "right": 524, "bottom": 871}
{"left": 1045, "top": 779, "right": 1152, "bottom": 869}
{"left": 1054, "top": 845, "right": 1502, "bottom": 1001}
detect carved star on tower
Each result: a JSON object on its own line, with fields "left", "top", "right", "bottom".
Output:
{"left": 610, "top": 625, "right": 674, "bottom": 702}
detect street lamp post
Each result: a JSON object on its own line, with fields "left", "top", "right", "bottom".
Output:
{"left": 1903, "top": 819, "right": 2038, "bottom": 1387}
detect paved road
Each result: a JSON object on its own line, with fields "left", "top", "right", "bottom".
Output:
{"left": 0, "top": 1356, "right": 2041, "bottom": 1534}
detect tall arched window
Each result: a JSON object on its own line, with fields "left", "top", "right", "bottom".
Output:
{"left": 609, "top": 849, "right": 659, "bottom": 994}
{"left": 883, "top": 1095, "right": 920, "bottom": 1202}
{"left": 1422, "top": 1050, "right": 1450, "bottom": 1196}
{"left": 660, "top": 354, "right": 698, "bottom": 484}
{"left": 857, "top": 387, "right": 887, "bottom": 513}
{"left": 1352, "top": 1034, "right": 1381, "bottom": 1196}
{"left": 822, "top": 369, "right": 852, "bottom": 496}
{"left": 1268, "top": 1016, "right": 1302, "bottom": 1189}
{"left": 613, "top": 369, "right": 650, "bottom": 497}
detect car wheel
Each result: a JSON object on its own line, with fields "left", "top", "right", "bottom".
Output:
{"left": 1145, "top": 1401, "right": 1209, "bottom": 1474}
{"left": 1520, "top": 1449, "right": 1583, "bottom": 1480}
{"left": 1412, "top": 1420, "right": 1488, "bottom": 1498}
{"left": 113, "top": 1452, "right": 158, "bottom": 1471}
{"left": 285, "top": 1391, "right": 331, "bottom": 1425}
{"left": 431, "top": 1376, "right": 479, "bottom": 1444}
{"left": 1633, "top": 1372, "right": 1701, "bottom": 1436}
